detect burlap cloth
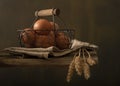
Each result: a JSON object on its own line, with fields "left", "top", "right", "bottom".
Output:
{"left": 4, "top": 39, "right": 98, "bottom": 58}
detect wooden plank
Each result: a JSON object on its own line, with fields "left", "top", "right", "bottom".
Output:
{"left": 0, "top": 48, "right": 98, "bottom": 67}
{"left": 0, "top": 56, "right": 73, "bottom": 67}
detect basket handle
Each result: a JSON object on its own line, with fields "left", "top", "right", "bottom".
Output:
{"left": 35, "top": 8, "right": 60, "bottom": 17}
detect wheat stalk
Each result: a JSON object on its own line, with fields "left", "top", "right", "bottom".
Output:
{"left": 87, "top": 57, "right": 96, "bottom": 66}
{"left": 83, "top": 62, "right": 90, "bottom": 80}
{"left": 84, "top": 49, "right": 97, "bottom": 66}
{"left": 66, "top": 48, "right": 97, "bottom": 82}
{"left": 74, "top": 49, "right": 83, "bottom": 76}
{"left": 82, "top": 49, "right": 90, "bottom": 80}
{"left": 74, "top": 56, "right": 83, "bottom": 76}
{"left": 66, "top": 54, "right": 76, "bottom": 82}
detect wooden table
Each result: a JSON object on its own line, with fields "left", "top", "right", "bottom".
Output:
{"left": 0, "top": 52, "right": 72, "bottom": 67}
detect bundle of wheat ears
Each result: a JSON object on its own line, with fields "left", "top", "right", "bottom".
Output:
{"left": 66, "top": 48, "right": 98, "bottom": 82}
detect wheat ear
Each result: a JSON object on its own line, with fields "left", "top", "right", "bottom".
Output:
{"left": 66, "top": 54, "right": 76, "bottom": 82}
{"left": 82, "top": 49, "right": 90, "bottom": 80}
{"left": 83, "top": 62, "right": 90, "bottom": 80}
{"left": 75, "top": 49, "right": 83, "bottom": 76}
{"left": 85, "top": 49, "right": 96, "bottom": 66}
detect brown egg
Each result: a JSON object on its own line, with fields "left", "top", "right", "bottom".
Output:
{"left": 21, "top": 28, "right": 35, "bottom": 48}
{"left": 35, "top": 31, "right": 55, "bottom": 48}
{"left": 33, "top": 19, "right": 52, "bottom": 35}
{"left": 50, "top": 22, "right": 59, "bottom": 30}
{"left": 55, "top": 32, "right": 70, "bottom": 50}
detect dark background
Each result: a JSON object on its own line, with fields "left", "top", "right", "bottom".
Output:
{"left": 0, "top": 0, "right": 120, "bottom": 86}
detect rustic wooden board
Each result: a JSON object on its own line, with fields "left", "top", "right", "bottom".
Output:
{"left": 0, "top": 56, "right": 73, "bottom": 67}
{"left": 0, "top": 47, "right": 98, "bottom": 67}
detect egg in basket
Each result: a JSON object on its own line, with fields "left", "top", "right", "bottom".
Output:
{"left": 18, "top": 8, "right": 75, "bottom": 50}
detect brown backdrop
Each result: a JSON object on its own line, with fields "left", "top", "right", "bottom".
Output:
{"left": 0, "top": 0, "right": 119, "bottom": 86}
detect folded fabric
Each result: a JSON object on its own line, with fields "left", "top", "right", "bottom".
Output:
{"left": 4, "top": 39, "right": 98, "bottom": 58}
